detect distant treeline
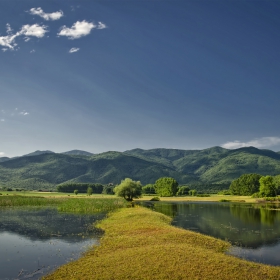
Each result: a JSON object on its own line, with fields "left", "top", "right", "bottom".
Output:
{"left": 57, "top": 183, "right": 113, "bottom": 194}
{"left": 187, "top": 183, "right": 230, "bottom": 193}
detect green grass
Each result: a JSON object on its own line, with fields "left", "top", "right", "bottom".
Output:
{"left": 0, "top": 195, "right": 127, "bottom": 214}
{"left": 44, "top": 206, "right": 280, "bottom": 280}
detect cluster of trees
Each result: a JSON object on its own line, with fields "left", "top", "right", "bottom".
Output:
{"left": 229, "top": 174, "right": 280, "bottom": 197}
{"left": 57, "top": 183, "right": 114, "bottom": 194}
{"left": 114, "top": 177, "right": 200, "bottom": 201}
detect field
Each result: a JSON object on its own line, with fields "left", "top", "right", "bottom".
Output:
{"left": 44, "top": 206, "right": 280, "bottom": 280}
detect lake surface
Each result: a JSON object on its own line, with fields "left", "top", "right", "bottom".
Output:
{"left": 0, "top": 208, "right": 105, "bottom": 280}
{"left": 141, "top": 201, "right": 280, "bottom": 266}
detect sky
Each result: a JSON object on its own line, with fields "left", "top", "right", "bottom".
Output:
{"left": 1, "top": 0, "right": 280, "bottom": 157}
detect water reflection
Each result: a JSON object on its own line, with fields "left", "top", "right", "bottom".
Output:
{"left": 0, "top": 208, "right": 105, "bottom": 279}
{"left": 141, "top": 201, "right": 280, "bottom": 265}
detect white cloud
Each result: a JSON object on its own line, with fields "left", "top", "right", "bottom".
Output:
{"left": 30, "top": 49, "right": 35, "bottom": 53}
{"left": 0, "top": 119, "right": 4, "bottom": 122}
{"left": 97, "top": 22, "right": 107, "bottom": 29}
{"left": 58, "top": 20, "right": 96, "bottom": 39}
{"left": 24, "top": 37, "right": 30, "bottom": 42}
{"left": 221, "top": 137, "right": 280, "bottom": 149}
{"left": 6, "top": 23, "right": 12, "bottom": 34}
{"left": 19, "top": 111, "right": 29, "bottom": 116}
{"left": 69, "top": 47, "right": 80, "bottom": 53}
{"left": 0, "top": 152, "right": 5, "bottom": 156}
{"left": 29, "top": 7, "right": 63, "bottom": 21}
{"left": 20, "top": 24, "right": 48, "bottom": 38}
{"left": 0, "top": 33, "right": 19, "bottom": 49}
{"left": 0, "top": 24, "right": 47, "bottom": 50}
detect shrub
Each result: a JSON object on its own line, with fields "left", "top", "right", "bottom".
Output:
{"left": 150, "top": 196, "right": 160, "bottom": 201}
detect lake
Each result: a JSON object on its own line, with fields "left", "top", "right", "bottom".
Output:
{"left": 0, "top": 208, "right": 105, "bottom": 279}
{"left": 141, "top": 201, "right": 280, "bottom": 266}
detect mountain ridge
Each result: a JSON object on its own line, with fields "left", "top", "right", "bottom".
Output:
{"left": 1, "top": 146, "right": 280, "bottom": 191}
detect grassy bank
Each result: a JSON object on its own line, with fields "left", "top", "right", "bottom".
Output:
{"left": 139, "top": 194, "right": 257, "bottom": 203}
{"left": 44, "top": 206, "right": 280, "bottom": 280}
{"left": 0, "top": 195, "right": 127, "bottom": 214}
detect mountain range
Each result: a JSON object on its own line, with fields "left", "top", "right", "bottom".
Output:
{"left": 1, "top": 146, "right": 280, "bottom": 191}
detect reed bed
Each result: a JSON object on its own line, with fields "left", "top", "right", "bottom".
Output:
{"left": 57, "top": 197, "right": 127, "bottom": 213}
{"left": 0, "top": 195, "right": 127, "bottom": 214}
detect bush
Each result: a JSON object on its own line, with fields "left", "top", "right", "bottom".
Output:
{"left": 252, "top": 192, "right": 261, "bottom": 198}
{"left": 150, "top": 196, "right": 160, "bottom": 201}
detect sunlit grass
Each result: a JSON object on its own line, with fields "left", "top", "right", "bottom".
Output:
{"left": 44, "top": 206, "right": 280, "bottom": 280}
{"left": 0, "top": 195, "right": 127, "bottom": 213}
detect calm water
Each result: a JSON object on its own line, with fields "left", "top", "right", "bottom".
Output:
{"left": 141, "top": 201, "right": 280, "bottom": 266}
{"left": 0, "top": 208, "right": 105, "bottom": 280}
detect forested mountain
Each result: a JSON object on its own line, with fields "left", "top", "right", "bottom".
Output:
{"left": 62, "top": 150, "right": 94, "bottom": 156}
{"left": 1, "top": 146, "right": 280, "bottom": 191}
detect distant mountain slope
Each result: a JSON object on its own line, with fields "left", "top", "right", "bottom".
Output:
{"left": 23, "top": 150, "right": 55, "bottom": 157}
{"left": 1, "top": 146, "right": 280, "bottom": 191}
{"left": 0, "top": 157, "right": 10, "bottom": 163}
{"left": 62, "top": 150, "right": 94, "bottom": 156}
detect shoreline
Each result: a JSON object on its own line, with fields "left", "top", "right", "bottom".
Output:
{"left": 43, "top": 206, "right": 280, "bottom": 280}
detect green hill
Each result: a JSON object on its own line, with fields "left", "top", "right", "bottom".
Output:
{"left": 1, "top": 146, "right": 280, "bottom": 191}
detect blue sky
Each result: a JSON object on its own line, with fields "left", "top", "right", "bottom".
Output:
{"left": 1, "top": 0, "right": 280, "bottom": 157}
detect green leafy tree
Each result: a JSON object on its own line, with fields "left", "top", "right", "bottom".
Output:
{"left": 189, "top": 189, "right": 197, "bottom": 196}
{"left": 177, "top": 186, "right": 190, "bottom": 196}
{"left": 229, "top": 174, "right": 262, "bottom": 195}
{"left": 74, "top": 189, "right": 79, "bottom": 195}
{"left": 259, "top": 176, "right": 277, "bottom": 197}
{"left": 273, "top": 175, "right": 280, "bottom": 195}
{"left": 142, "top": 184, "right": 156, "bottom": 194}
{"left": 155, "top": 177, "right": 178, "bottom": 197}
{"left": 87, "top": 187, "right": 93, "bottom": 196}
{"left": 114, "top": 178, "right": 142, "bottom": 201}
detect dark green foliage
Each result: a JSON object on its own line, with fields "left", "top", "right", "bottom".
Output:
{"left": 57, "top": 183, "right": 104, "bottom": 193}
{"left": 229, "top": 173, "right": 262, "bottom": 195}
{"left": 114, "top": 178, "right": 142, "bottom": 201}
{"left": 102, "top": 184, "right": 115, "bottom": 195}
{"left": 189, "top": 189, "right": 197, "bottom": 196}
{"left": 259, "top": 176, "right": 277, "bottom": 197}
{"left": 273, "top": 175, "right": 280, "bottom": 194}
{"left": 74, "top": 189, "right": 79, "bottom": 195}
{"left": 155, "top": 177, "right": 178, "bottom": 197}
{"left": 177, "top": 186, "right": 190, "bottom": 196}
{"left": 142, "top": 184, "right": 156, "bottom": 194}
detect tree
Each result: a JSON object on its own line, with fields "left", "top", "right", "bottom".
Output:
{"left": 259, "top": 176, "right": 277, "bottom": 197}
{"left": 142, "top": 184, "right": 156, "bottom": 194}
{"left": 189, "top": 189, "right": 197, "bottom": 196}
{"left": 229, "top": 174, "right": 262, "bottom": 195}
{"left": 114, "top": 178, "right": 142, "bottom": 201}
{"left": 154, "top": 177, "right": 178, "bottom": 197}
{"left": 74, "top": 189, "right": 79, "bottom": 195}
{"left": 177, "top": 186, "right": 190, "bottom": 196}
{"left": 87, "top": 187, "right": 93, "bottom": 196}
{"left": 273, "top": 175, "right": 280, "bottom": 195}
